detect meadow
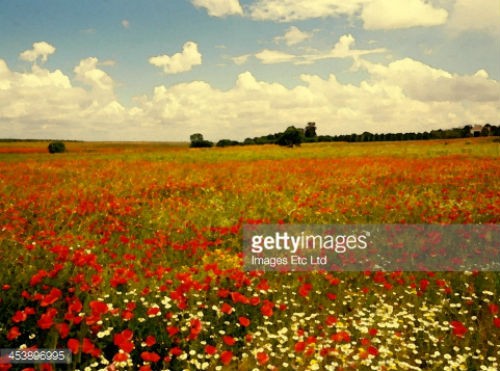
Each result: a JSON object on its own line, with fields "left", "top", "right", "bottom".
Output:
{"left": 0, "top": 138, "right": 499, "bottom": 370}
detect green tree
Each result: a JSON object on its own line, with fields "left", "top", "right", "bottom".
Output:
{"left": 48, "top": 141, "right": 66, "bottom": 154}
{"left": 277, "top": 126, "right": 302, "bottom": 147}
{"left": 189, "top": 133, "right": 213, "bottom": 148}
{"left": 304, "top": 122, "right": 317, "bottom": 138}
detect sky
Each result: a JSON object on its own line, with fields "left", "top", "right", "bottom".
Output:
{"left": 0, "top": 0, "right": 499, "bottom": 141}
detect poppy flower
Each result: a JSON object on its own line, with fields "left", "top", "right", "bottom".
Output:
{"left": 238, "top": 316, "right": 250, "bottom": 327}
{"left": 114, "top": 329, "right": 134, "bottom": 353}
{"left": 141, "top": 351, "right": 160, "bottom": 363}
{"left": 451, "top": 321, "right": 467, "bottom": 338}
{"left": 204, "top": 345, "right": 217, "bottom": 355}
{"left": 220, "top": 350, "right": 233, "bottom": 365}
{"left": 257, "top": 351, "right": 269, "bottom": 365}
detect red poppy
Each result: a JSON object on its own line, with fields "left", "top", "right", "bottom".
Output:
{"left": 204, "top": 345, "right": 217, "bottom": 355}
{"left": 331, "top": 331, "right": 351, "bottom": 343}
{"left": 82, "top": 338, "right": 101, "bottom": 357}
{"left": 12, "top": 310, "right": 28, "bottom": 323}
{"left": 325, "top": 315, "right": 337, "bottom": 326}
{"left": 294, "top": 341, "right": 306, "bottom": 352}
{"left": 221, "top": 303, "right": 233, "bottom": 314}
{"left": 167, "top": 325, "right": 179, "bottom": 336}
{"left": 238, "top": 316, "right": 250, "bottom": 327}
{"left": 114, "top": 329, "right": 134, "bottom": 353}
{"left": 223, "top": 335, "right": 236, "bottom": 346}
{"left": 6, "top": 326, "right": 20, "bottom": 340}
{"left": 144, "top": 335, "right": 156, "bottom": 347}
{"left": 169, "top": 347, "right": 182, "bottom": 356}
{"left": 37, "top": 308, "right": 57, "bottom": 330}
{"left": 493, "top": 317, "right": 500, "bottom": 328}
{"left": 220, "top": 350, "right": 233, "bottom": 365}
{"left": 189, "top": 318, "right": 202, "bottom": 340}
{"left": 40, "top": 287, "right": 62, "bottom": 307}
{"left": 367, "top": 345, "right": 379, "bottom": 356}
{"left": 489, "top": 303, "right": 499, "bottom": 315}
{"left": 261, "top": 301, "right": 274, "bottom": 317}
{"left": 89, "top": 300, "right": 108, "bottom": 316}
{"left": 56, "top": 322, "right": 70, "bottom": 338}
{"left": 257, "top": 351, "right": 269, "bottom": 365}
{"left": 298, "top": 283, "right": 312, "bottom": 297}
{"left": 141, "top": 351, "right": 161, "bottom": 363}
{"left": 67, "top": 338, "right": 80, "bottom": 354}
{"left": 113, "top": 352, "right": 129, "bottom": 362}
{"left": 451, "top": 321, "right": 467, "bottom": 338}
{"left": 146, "top": 307, "right": 160, "bottom": 317}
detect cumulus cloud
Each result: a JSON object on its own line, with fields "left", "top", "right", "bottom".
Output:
{"left": 361, "top": 0, "right": 448, "bottom": 29}
{"left": 191, "top": 0, "right": 243, "bottom": 17}
{"left": 0, "top": 56, "right": 129, "bottom": 140}
{"left": 130, "top": 63, "right": 499, "bottom": 140}
{"left": 73, "top": 57, "right": 117, "bottom": 107}
{"left": 447, "top": 0, "right": 500, "bottom": 36}
{"left": 149, "top": 42, "right": 202, "bottom": 75}
{"left": 19, "top": 41, "right": 56, "bottom": 63}
{"left": 246, "top": 0, "right": 449, "bottom": 30}
{"left": 275, "top": 26, "right": 313, "bottom": 45}
{"left": 359, "top": 57, "right": 500, "bottom": 102}
{"left": 1, "top": 47, "right": 498, "bottom": 141}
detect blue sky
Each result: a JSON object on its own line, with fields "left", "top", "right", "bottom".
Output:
{"left": 0, "top": 0, "right": 499, "bottom": 141}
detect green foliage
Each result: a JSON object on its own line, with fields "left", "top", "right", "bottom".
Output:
{"left": 277, "top": 126, "right": 303, "bottom": 147}
{"left": 216, "top": 139, "right": 240, "bottom": 147}
{"left": 304, "top": 122, "right": 317, "bottom": 138}
{"left": 48, "top": 141, "right": 66, "bottom": 153}
{"left": 189, "top": 133, "right": 214, "bottom": 148}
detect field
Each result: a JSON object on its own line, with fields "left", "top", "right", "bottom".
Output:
{"left": 0, "top": 138, "right": 499, "bottom": 371}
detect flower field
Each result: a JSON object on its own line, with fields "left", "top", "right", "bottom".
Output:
{"left": 0, "top": 139, "right": 499, "bottom": 370}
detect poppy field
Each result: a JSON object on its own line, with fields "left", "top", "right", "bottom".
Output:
{"left": 0, "top": 139, "right": 499, "bottom": 370}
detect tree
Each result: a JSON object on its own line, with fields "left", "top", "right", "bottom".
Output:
{"left": 277, "top": 126, "right": 302, "bottom": 147}
{"left": 189, "top": 133, "right": 213, "bottom": 148}
{"left": 48, "top": 141, "right": 65, "bottom": 154}
{"left": 190, "top": 133, "right": 204, "bottom": 143}
{"left": 304, "top": 122, "right": 317, "bottom": 138}
{"left": 481, "top": 124, "right": 491, "bottom": 136}
{"left": 216, "top": 139, "right": 239, "bottom": 147}
{"left": 461, "top": 125, "right": 472, "bottom": 138}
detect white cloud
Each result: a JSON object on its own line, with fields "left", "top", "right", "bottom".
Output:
{"left": 248, "top": 0, "right": 365, "bottom": 22}
{"left": 447, "top": 0, "right": 500, "bottom": 36}
{"left": 231, "top": 54, "right": 251, "bottom": 65}
{"left": 252, "top": 34, "right": 386, "bottom": 64}
{"left": 149, "top": 42, "right": 202, "bottom": 74}
{"left": 255, "top": 49, "right": 296, "bottom": 64}
{"left": 275, "top": 26, "right": 313, "bottom": 45}
{"left": 191, "top": 0, "right": 243, "bottom": 17}
{"left": 248, "top": 0, "right": 449, "bottom": 30}
{"left": 74, "top": 57, "right": 114, "bottom": 91}
{"left": 1, "top": 47, "right": 498, "bottom": 141}
{"left": 361, "top": 0, "right": 448, "bottom": 29}
{"left": 19, "top": 41, "right": 56, "bottom": 63}
{"left": 359, "top": 57, "right": 500, "bottom": 102}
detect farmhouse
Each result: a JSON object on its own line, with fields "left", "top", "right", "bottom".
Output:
{"left": 470, "top": 124, "right": 483, "bottom": 137}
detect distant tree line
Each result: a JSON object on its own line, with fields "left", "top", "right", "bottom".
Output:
{"left": 190, "top": 123, "right": 499, "bottom": 148}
